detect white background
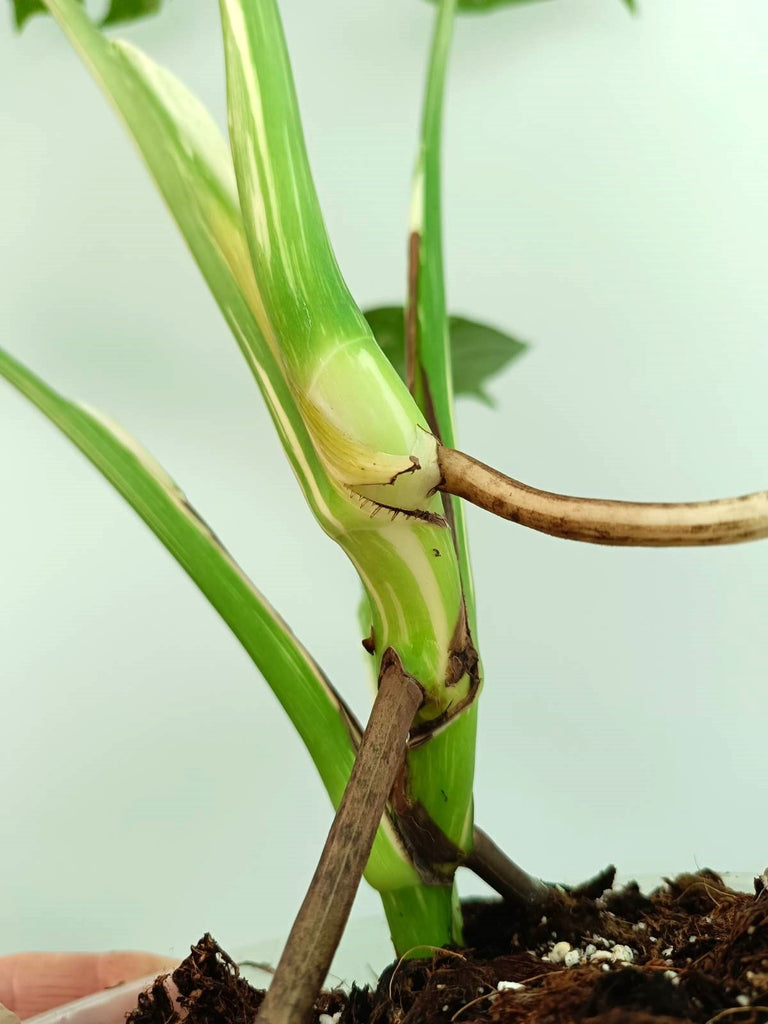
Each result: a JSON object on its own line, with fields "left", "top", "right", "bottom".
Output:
{"left": 1, "top": 0, "right": 766, "bottom": 963}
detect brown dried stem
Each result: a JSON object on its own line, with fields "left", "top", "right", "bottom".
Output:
{"left": 438, "top": 446, "right": 768, "bottom": 547}
{"left": 255, "top": 649, "right": 424, "bottom": 1024}
{"left": 467, "top": 827, "right": 550, "bottom": 905}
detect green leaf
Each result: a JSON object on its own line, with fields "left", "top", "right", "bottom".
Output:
{"left": 450, "top": 315, "right": 529, "bottom": 404}
{"left": 102, "top": 0, "right": 162, "bottom": 27}
{"left": 11, "top": 0, "right": 162, "bottom": 29}
{"left": 0, "top": 345, "right": 420, "bottom": 893}
{"left": 364, "top": 306, "right": 527, "bottom": 406}
{"left": 12, "top": 0, "right": 62, "bottom": 29}
{"left": 362, "top": 307, "right": 409, "bottom": 380}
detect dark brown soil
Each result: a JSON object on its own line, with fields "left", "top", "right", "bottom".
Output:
{"left": 128, "top": 870, "right": 768, "bottom": 1024}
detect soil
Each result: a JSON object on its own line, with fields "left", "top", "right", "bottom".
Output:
{"left": 128, "top": 870, "right": 768, "bottom": 1024}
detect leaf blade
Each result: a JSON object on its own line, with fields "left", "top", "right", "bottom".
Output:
{"left": 102, "top": 0, "right": 161, "bottom": 27}
{"left": 450, "top": 315, "right": 528, "bottom": 401}
{"left": 12, "top": 0, "right": 164, "bottom": 28}
{"left": 12, "top": 0, "right": 49, "bottom": 28}
{"left": 364, "top": 306, "right": 528, "bottom": 402}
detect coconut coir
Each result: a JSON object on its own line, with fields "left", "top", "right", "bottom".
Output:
{"left": 127, "top": 871, "right": 768, "bottom": 1024}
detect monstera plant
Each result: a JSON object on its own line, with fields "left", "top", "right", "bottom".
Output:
{"left": 4, "top": 0, "right": 766, "bottom": 1021}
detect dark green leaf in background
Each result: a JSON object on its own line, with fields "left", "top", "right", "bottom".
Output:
{"left": 12, "top": 0, "right": 56, "bottom": 29}
{"left": 362, "top": 307, "right": 409, "bottom": 380}
{"left": 11, "top": 0, "right": 163, "bottom": 29}
{"left": 364, "top": 306, "right": 527, "bottom": 406}
{"left": 102, "top": 0, "right": 160, "bottom": 26}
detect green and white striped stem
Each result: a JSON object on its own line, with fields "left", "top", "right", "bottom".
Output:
{"left": 219, "top": 0, "right": 480, "bottom": 946}
{"left": 27, "top": 0, "right": 482, "bottom": 953}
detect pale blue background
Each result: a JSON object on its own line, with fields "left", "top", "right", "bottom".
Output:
{"left": 1, "top": 0, "right": 766, "bottom": 963}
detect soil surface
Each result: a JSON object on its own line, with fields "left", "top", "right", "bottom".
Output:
{"left": 128, "top": 870, "right": 768, "bottom": 1024}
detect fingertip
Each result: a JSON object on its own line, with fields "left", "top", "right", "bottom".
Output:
{"left": 0, "top": 952, "right": 179, "bottom": 1019}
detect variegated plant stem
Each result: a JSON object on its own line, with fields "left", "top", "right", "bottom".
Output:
{"left": 36, "top": 0, "right": 478, "bottom": 951}
{"left": 219, "top": 0, "right": 479, "bottom": 949}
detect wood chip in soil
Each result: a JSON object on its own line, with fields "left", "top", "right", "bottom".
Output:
{"left": 128, "top": 870, "right": 768, "bottom": 1024}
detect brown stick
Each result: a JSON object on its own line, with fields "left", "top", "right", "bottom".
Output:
{"left": 467, "top": 828, "right": 550, "bottom": 905}
{"left": 255, "top": 649, "right": 424, "bottom": 1024}
{"left": 438, "top": 446, "right": 768, "bottom": 547}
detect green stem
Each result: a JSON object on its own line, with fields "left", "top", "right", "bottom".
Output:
{"left": 381, "top": 881, "right": 463, "bottom": 956}
{"left": 410, "top": 0, "right": 477, "bottom": 634}
{"left": 415, "top": 0, "right": 456, "bottom": 441}
{"left": 389, "top": 0, "right": 481, "bottom": 940}
{"left": 407, "top": 702, "right": 477, "bottom": 855}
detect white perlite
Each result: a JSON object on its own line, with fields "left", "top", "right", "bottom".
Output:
{"left": 318, "top": 1014, "right": 341, "bottom": 1024}
{"left": 548, "top": 941, "right": 572, "bottom": 964}
{"left": 589, "top": 950, "right": 613, "bottom": 963}
{"left": 564, "top": 949, "right": 582, "bottom": 968}
{"left": 611, "top": 945, "right": 634, "bottom": 963}
{"left": 497, "top": 981, "right": 525, "bottom": 992}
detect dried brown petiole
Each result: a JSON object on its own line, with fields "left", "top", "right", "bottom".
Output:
{"left": 438, "top": 446, "right": 768, "bottom": 547}
{"left": 466, "top": 827, "right": 550, "bottom": 905}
